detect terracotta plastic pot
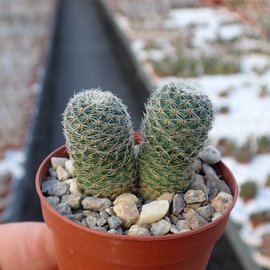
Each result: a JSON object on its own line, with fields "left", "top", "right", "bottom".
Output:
{"left": 36, "top": 145, "right": 238, "bottom": 270}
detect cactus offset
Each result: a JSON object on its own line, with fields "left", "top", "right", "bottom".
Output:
{"left": 62, "top": 89, "right": 137, "bottom": 199}
{"left": 139, "top": 81, "right": 214, "bottom": 200}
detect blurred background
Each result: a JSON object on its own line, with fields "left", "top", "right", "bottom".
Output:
{"left": 0, "top": 0, "right": 270, "bottom": 269}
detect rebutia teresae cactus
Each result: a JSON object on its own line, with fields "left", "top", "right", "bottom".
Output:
{"left": 62, "top": 89, "right": 137, "bottom": 199}
{"left": 139, "top": 81, "right": 214, "bottom": 200}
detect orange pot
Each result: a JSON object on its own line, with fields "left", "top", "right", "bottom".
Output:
{"left": 36, "top": 145, "right": 238, "bottom": 270}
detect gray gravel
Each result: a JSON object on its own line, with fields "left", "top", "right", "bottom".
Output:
{"left": 41, "top": 146, "right": 233, "bottom": 237}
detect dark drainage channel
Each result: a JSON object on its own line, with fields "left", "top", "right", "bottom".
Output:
{"left": 18, "top": 1, "right": 243, "bottom": 270}
{"left": 19, "top": 0, "right": 149, "bottom": 222}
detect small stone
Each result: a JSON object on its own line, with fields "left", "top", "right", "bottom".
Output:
{"left": 100, "top": 210, "right": 110, "bottom": 219}
{"left": 164, "top": 216, "right": 171, "bottom": 224}
{"left": 56, "top": 166, "right": 69, "bottom": 181}
{"left": 128, "top": 225, "right": 151, "bottom": 236}
{"left": 65, "top": 159, "right": 74, "bottom": 177}
{"left": 211, "top": 192, "right": 233, "bottom": 214}
{"left": 212, "top": 212, "right": 222, "bottom": 221}
{"left": 108, "top": 229, "right": 122, "bottom": 234}
{"left": 184, "top": 190, "right": 206, "bottom": 205}
{"left": 203, "top": 164, "right": 231, "bottom": 200}
{"left": 113, "top": 201, "right": 139, "bottom": 227}
{"left": 196, "top": 206, "right": 215, "bottom": 220}
{"left": 41, "top": 179, "right": 58, "bottom": 193}
{"left": 96, "top": 217, "right": 107, "bottom": 227}
{"left": 170, "top": 225, "right": 180, "bottom": 234}
{"left": 86, "top": 216, "right": 97, "bottom": 228}
{"left": 199, "top": 146, "right": 221, "bottom": 164}
{"left": 203, "top": 164, "right": 230, "bottom": 195}
{"left": 176, "top": 219, "right": 190, "bottom": 231}
{"left": 194, "top": 158, "right": 203, "bottom": 174}
{"left": 83, "top": 210, "right": 101, "bottom": 218}
{"left": 93, "top": 226, "right": 107, "bottom": 232}
{"left": 202, "top": 163, "right": 217, "bottom": 177}
{"left": 186, "top": 203, "right": 202, "bottom": 210}
{"left": 136, "top": 200, "right": 169, "bottom": 225}
{"left": 81, "top": 197, "right": 112, "bottom": 211}
{"left": 205, "top": 176, "right": 219, "bottom": 201}
{"left": 157, "top": 193, "right": 174, "bottom": 204}
{"left": 105, "top": 207, "right": 116, "bottom": 216}
{"left": 55, "top": 203, "right": 72, "bottom": 216}
{"left": 48, "top": 167, "right": 57, "bottom": 178}
{"left": 47, "top": 181, "right": 70, "bottom": 197}
{"left": 51, "top": 157, "right": 68, "bottom": 169}
{"left": 107, "top": 229, "right": 118, "bottom": 234}
{"left": 113, "top": 193, "right": 139, "bottom": 205}
{"left": 66, "top": 213, "right": 83, "bottom": 222}
{"left": 81, "top": 219, "right": 88, "bottom": 227}
{"left": 45, "top": 196, "right": 60, "bottom": 209}
{"left": 61, "top": 193, "right": 82, "bottom": 209}
{"left": 190, "top": 174, "right": 208, "bottom": 198}
{"left": 150, "top": 219, "right": 171, "bottom": 236}
{"left": 108, "top": 228, "right": 124, "bottom": 235}
{"left": 191, "top": 174, "right": 205, "bottom": 187}
{"left": 217, "top": 181, "right": 231, "bottom": 195}
{"left": 107, "top": 216, "right": 123, "bottom": 229}
{"left": 117, "top": 227, "right": 124, "bottom": 234}
{"left": 170, "top": 214, "right": 179, "bottom": 225}
{"left": 180, "top": 228, "right": 191, "bottom": 233}
{"left": 184, "top": 209, "right": 208, "bottom": 230}
{"left": 172, "top": 194, "right": 185, "bottom": 216}
{"left": 63, "top": 178, "right": 80, "bottom": 194}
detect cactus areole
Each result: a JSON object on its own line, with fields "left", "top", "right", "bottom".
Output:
{"left": 62, "top": 89, "right": 138, "bottom": 199}
{"left": 139, "top": 81, "right": 214, "bottom": 199}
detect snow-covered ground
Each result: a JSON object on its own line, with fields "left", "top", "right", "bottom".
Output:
{"left": 0, "top": 150, "right": 25, "bottom": 222}
{"left": 108, "top": 2, "right": 270, "bottom": 267}
{"left": 164, "top": 7, "right": 243, "bottom": 48}
{"left": 0, "top": 151, "right": 25, "bottom": 181}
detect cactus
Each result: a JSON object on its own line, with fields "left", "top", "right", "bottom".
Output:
{"left": 62, "top": 89, "right": 137, "bottom": 199}
{"left": 139, "top": 81, "right": 214, "bottom": 200}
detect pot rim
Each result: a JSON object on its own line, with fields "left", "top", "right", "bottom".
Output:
{"left": 36, "top": 145, "right": 238, "bottom": 242}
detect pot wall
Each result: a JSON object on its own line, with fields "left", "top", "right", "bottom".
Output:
{"left": 36, "top": 145, "right": 238, "bottom": 270}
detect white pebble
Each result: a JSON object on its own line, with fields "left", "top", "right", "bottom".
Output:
{"left": 64, "top": 178, "right": 80, "bottom": 194}
{"left": 56, "top": 166, "right": 69, "bottom": 181}
{"left": 65, "top": 159, "right": 74, "bottom": 177}
{"left": 136, "top": 200, "right": 169, "bottom": 226}
{"left": 51, "top": 157, "right": 68, "bottom": 169}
